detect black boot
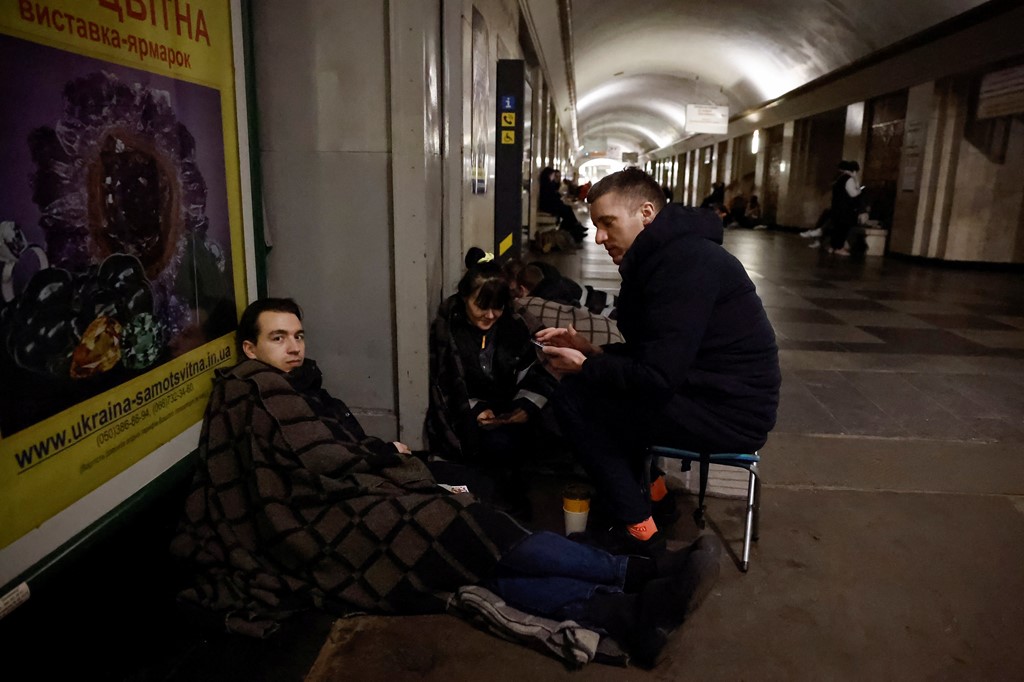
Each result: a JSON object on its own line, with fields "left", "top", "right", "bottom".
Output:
{"left": 627, "top": 539, "right": 722, "bottom": 668}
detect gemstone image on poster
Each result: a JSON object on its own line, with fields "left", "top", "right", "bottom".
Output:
{"left": 0, "top": 35, "right": 236, "bottom": 437}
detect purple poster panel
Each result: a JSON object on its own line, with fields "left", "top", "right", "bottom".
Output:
{"left": 0, "top": 34, "right": 236, "bottom": 437}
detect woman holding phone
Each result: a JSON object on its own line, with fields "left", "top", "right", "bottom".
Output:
{"left": 426, "top": 250, "right": 557, "bottom": 518}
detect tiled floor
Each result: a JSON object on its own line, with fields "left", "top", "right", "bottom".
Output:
{"left": 3, "top": 222, "right": 1023, "bottom": 680}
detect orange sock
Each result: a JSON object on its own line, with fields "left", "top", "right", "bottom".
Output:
{"left": 650, "top": 476, "right": 668, "bottom": 502}
{"left": 627, "top": 516, "right": 658, "bottom": 541}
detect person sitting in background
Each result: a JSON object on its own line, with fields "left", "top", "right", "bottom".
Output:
{"left": 699, "top": 181, "right": 725, "bottom": 209}
{"left": 170, "top": 296, "right": 723, "bottom": 668}
{"left": 426, "top": 251, "right": 558, "bottom": 517}
{"left": 743, "top": 195, "right": 766, "bottom": 229}
{"left": 504, "top": 258, "right": 584, "bottom": 308}
{"left": 500, "top": 257, "right": 622, "bottom": 351}
{"left": 539, "top": 166, "right": 588, "bottom": 244}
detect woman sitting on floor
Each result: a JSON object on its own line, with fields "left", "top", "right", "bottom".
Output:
{"left": 426, "top": 250, "right": 558, "bottom": 517}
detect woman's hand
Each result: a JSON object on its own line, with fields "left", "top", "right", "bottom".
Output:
{"left": 534, "top": 324, "right": 600, "bottom": 356}
{"left": 392, "top": 441, "right": 412, "bottom": 455}
{"left": 476, "top": 408, "right": 528, "bottom": 427}
{"left": 499, "top": 408, "right": 529, "bottom": 425}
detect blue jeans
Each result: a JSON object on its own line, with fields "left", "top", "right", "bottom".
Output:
{"left": 487, "top": 531, "right": 628, "bottom": 618}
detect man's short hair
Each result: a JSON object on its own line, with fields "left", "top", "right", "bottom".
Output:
{"left": 586, "top": 167, "right": 667, "bottom": 211}
{"left": 518, "top": 264, "right": 545, "bottom": 293}
{"left": 237, "top": 298, "right": 303, "bottom": 357}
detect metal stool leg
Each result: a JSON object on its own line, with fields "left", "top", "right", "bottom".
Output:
{"left": 741, "top": 466, "right": 758, "bottom": 572}
{"left": 752, "top": 470, "right": 761, "bottom": 542}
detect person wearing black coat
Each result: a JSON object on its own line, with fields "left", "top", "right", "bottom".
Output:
{"left": 828, "top": 160, "right": 864, "bottom": 255}
{"left": 538, "top": 169, "right": 781, "bottom": 554}
{"left": 698, "top": 181, "right": 725, "bottom": 209}
{"left": 539, "top": 167, "right": 588, "bottom": 243}
{"left": 426, "top": 254, "right": 561, "bottom": 518}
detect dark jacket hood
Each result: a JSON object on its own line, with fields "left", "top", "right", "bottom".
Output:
{"left": 621, "top": 203, "right": 723, "bottom": 276}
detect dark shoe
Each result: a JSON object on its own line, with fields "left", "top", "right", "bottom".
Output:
{"left": 650, "top": 534, "right": 719, "bottom": 578}
{"left": 638, "top": 539, "right": 722, "bottom": 625}
{"left": 678, "top": 536, "right": 722, "bottom": 617}
{"left": 625, "top": 625, "right": 671, "bottom": 669}
{"left": 594, "top": 541, "right": 719, "bottom": 670}
{"left": 652, "top": 493, "right": 680, "bottom": 527}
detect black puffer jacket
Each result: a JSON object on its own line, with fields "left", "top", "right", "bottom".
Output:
{"left": 579, "top": 204, "right": 781, "bottom": 452}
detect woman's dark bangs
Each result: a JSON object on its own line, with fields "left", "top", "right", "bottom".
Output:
{"left": 473, "top": 276, "right": 510, "bottom": 310}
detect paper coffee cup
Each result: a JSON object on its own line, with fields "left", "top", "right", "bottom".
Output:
{"left": 563, "top": 508, "right": 589, "bottom": 535}
{"left": 562, "top": 484, "right": 591, "bottom": 535}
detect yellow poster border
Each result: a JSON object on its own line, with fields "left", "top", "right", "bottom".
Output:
{"left": 0, "top": 0, "right": 251, "bottom": 561}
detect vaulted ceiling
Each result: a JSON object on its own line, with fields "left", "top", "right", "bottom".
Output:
{"left": 563, "top": 0, "right": 990, "bottom": 156}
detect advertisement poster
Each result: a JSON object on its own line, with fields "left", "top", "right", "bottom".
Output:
{"left": 0, "top": 1, "right": 247, "bottom": 550}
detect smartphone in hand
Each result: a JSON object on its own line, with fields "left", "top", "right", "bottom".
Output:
{"left": 530, "top": 338, "right": 548, "bottom": 363}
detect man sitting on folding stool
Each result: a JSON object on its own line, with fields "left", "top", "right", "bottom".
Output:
{"left": 536, "top": 168, "right": 781, "bottom": 556}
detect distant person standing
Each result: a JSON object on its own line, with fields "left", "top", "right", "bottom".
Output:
{"left": 828, "top": 161, "right": 863, "bottom": 256}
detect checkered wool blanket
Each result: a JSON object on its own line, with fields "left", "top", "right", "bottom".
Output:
{"left": 171, "top": 360, "right": 527, "bottom": 636}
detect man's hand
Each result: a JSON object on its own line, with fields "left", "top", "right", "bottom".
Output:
{"left": 392, "top": 441, "right": 412, "bottom": 455}
{"left": 541, "top": 345, "right": 588, "bottom": 374}
{"left": 535, "top": 325, "right": 600, "bottom": 356}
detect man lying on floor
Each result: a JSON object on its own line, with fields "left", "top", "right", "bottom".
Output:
{"left": 170, "top": 297, "right": 721, "bottom": 667}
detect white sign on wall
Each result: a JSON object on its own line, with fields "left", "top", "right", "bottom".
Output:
{"left": 685, "top": 104, "right": 729, "bottom": 135}
{"left": 977, "top": 64, "right": 1024, "bottom": 120}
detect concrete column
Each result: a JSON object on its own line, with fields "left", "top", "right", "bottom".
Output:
{"left": 753, "top": 130, "right": 766, "bottom": 199}
{"left": 842, "top": 102, "right": 866, "bottom": 170}
{"left": 722, "top": 138, "right": 735, "bottom": 188}
{"left": 915, "top": 78, "right": 966, "bottom": 258}
{"left": 442, "top": 0, "right": 466, "bottom": 295}
{"left": 894, "top": 76, "right": 1024, "bottom": 264}
{"left": 253, "top": 0, "right": 398, "bottom": 436}
{"left": 389, "top": 0, "right": 443, "bottom": 447}
{"left": 891, "top": 83, "right": 934, "bottom": 255}
{"left": 775, "top": 121, "right": 797, "bottom": 225}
